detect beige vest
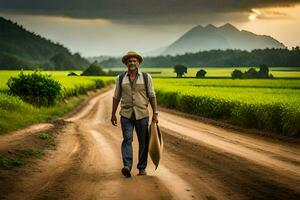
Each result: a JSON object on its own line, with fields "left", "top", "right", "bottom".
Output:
{"left": 113, "top": 71, "right": 156, "bottom": 120}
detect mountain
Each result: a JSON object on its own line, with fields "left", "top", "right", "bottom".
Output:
{"left": 87, "top": 55, "right": 113, "bottom": 64}
{"left": 161, "top": 23, "right": 286, "bottom": 56}
{"left": 143, "top": 46, "right": 168, "bottom": 57}
{"left": 0, "top": 17, "right": 89, "bottom": 70}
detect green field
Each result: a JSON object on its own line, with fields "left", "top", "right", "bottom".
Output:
{"left": 0, "top": 70, "right": 114, "bottom": 92}
{"left": 0, "top": 70, "right": 114, "bottom": 134}
{"left": 153, "top": 78, "right": 300, "bottom": 136}
{"left": 1, "top": 69, "right": 300, "bottom": 136}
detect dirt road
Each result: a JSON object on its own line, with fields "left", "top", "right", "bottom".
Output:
{"left": 1, "top": 88, "right": 300, "bottom": 200}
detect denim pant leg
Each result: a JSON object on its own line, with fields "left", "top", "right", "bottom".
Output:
{"left": 135, "top": 116, "right": 150, "bottom": 170}
{"left": 120, "top": 115, "right": 135, "bottom": 169}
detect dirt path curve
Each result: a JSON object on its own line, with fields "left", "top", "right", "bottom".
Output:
{"left": 1, "top": 88, "right": 300, "bottom": 200}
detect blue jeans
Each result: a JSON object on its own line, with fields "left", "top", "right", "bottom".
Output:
{"left": 120, "top": 112, "right": 149, "bottom": 170}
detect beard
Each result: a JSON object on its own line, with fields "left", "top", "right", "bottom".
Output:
{"left": 129, "top": 65, "right": 136, "bottom": 71}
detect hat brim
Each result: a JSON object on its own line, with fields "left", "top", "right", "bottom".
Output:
{"left": 122, "top": 54, "right": 143, "bottom": 64}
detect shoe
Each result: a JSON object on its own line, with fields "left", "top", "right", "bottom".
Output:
{"left": 137, "top": 169, "right": 147, "bottom": 176}
{"left": 121, "top": 166, "right": 131, "bottom": 178}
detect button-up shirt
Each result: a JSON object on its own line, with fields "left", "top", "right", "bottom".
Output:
{"left": 113, "top": 70, "right": 156, "bottom": 120}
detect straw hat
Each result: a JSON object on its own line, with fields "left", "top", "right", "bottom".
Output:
{"left": 122, "top": 51, "right": 143, "bottom": 64}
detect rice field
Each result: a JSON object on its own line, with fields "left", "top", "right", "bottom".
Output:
{"left": 0, "top": 70, "right": 114, "bottom": 134}
{"left": 0, "top": 70, "right": 115, "bottom": 93}
{"left": 153, "top": 78, "right": 300, "bottom": 136}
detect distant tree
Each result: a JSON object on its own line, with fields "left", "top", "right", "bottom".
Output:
{"left": 0, "top": 53, "right": 31, "bottom": 70}
{"left": 174, "top": 64, "right": 187, "bottom": 78}
{"left": 81, "top": 62, "right": 106, "bottom": 76}
{"left": 196, "top": 69, "right": 207, "bottom": 78}
{"left": 50, "top": 53, "right": 75, "bottom": 70}
{"left": 68, "top": 72, "right": 79, "bottom": 76}
{"left": 258, "top": 64, "right": 269, "bottom": 78}
{"left": 231, "top": 69, "right": 243, "bottom": 79}
{"left": 244, "top": 68, "right": 258, "bottom": 78}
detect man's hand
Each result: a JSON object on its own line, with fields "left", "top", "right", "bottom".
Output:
{"left": 152, "top": 113, "right": 158, "bottom": 124}
{"left": 111, "top": 115, "right": 117, "bottom": 126}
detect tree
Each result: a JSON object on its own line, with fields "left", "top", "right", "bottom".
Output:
{"left": 196, "top": 69, "right": 207, "bottom": 78}
{"left": 231, "top": 69, "right": 243, "bottom": 79}
{"left": 174, "top": 64, "right": 187, "bottom": 77}
{"left": 68, "top": 72, "right": 79, "bottom": 76}
{"left": 81, "top": 62, "right": 106, "bottom": 76}
{"left": 258, "top": 64, "right": 269, "bottom": 78}
{"left": 244, "top": 68, "right": 258, "bottom": 78}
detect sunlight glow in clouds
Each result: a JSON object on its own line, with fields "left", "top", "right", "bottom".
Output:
{"left": 239, "top": 4, "right": 300, "bottom": 48}
{"left": 248, "top": 9, "right": 261, "bottom": 21}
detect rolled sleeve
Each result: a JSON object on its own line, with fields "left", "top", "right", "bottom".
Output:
{"left": 113, "top": 75, "right": 121, "bottom": 100}
{"left": 147, "top": 74, "right": 156, "bottom": 98}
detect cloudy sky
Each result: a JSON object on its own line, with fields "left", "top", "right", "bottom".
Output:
{"left": 1, "top": 0, "right": 300, "bottom": 57}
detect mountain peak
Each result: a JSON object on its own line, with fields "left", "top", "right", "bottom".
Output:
{"left": 219, "top": 23, "right": 239, "bottom": 32}
{"left": 191, "top": 25, "right": 204, "bottom": 31}
{"left": 205, "top": 24, "right": 217, "bottom": 29}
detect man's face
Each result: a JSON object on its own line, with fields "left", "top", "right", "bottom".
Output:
{"left": 126, "top": 57, "right": 139, "bottom": 71}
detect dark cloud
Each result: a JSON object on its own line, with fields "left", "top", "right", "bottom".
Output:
{"left": 0, "top": 0, "right": 299, "bottom": 24}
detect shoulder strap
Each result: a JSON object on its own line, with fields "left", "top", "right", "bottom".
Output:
{"left": 118, "top": 71, "right": 127, "bottom": 95}
{"left": 142, "top": 72, "right": 149, "bottom": 98}
{"left": 119, "top": 71, "right": 149, "bottom": 99}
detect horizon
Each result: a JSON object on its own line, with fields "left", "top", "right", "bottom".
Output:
{"left": 1, "top": 1, "right": 300, "bottom": 57}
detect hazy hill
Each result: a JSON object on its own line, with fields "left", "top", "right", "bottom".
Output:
{"left": 0, "top": 17, "right": 89, "bottom": 70}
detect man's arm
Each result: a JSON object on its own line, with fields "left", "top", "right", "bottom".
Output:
{"left": 111, "top": 98, "right": 120, "bottom": 126}
{"left": 147, "top": 74, "right": 158, "bottom": 123}
{"left": 149, "top": 97, "right": 158, "bottom": 123}
{"left": 111, "top": 75, "right": 121, "bottom": 126}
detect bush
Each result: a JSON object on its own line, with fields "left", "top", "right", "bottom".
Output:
{"left": 231, "top": 69, "right": 243, "bottom": 79}
{"left": 68, "top": 72, "right": 78, "bottom": 76}
{"left": 81, "top": 62, "right": 106, "bottom": 76}
{"left": 7, "top": 71, "right": 61, "bottom": 106}
{"left": 231, "top": 66, "right": 272, "bottom": 79}
{"left": 196, "top": 69, "right": 207, "bottom": 78}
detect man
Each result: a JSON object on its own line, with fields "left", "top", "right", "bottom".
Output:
{"left": 111, "top": 51, "right": 158, "bottom": 178}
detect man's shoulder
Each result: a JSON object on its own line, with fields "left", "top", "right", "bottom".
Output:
{"left": 140, "top": 71, "right": 152, "bottom": 78}
{"left": 116, "top": 71, "right": 127, "bottom": 79}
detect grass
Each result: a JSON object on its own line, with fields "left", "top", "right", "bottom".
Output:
{"left": 37, "top": 132, "right": 53, "bottom": 140}
{"left": 0, "top": 156, "right": 24, "bottom": 169}
{"left": 0, "top": 92, "right": 86, "bottom": 134}
{"left": 0, "top": 148, "right": 45, "bottom": 169}
{"left": 21, "top": 149, "right": 45, "bottom": 158}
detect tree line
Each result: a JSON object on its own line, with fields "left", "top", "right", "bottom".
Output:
{"left": 0, "top": 17, "right": 89, "bottom": 70}
{"left": 101, "top": 48, "right": 300, "bottom": 68}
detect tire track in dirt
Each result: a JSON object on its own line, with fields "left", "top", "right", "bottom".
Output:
{"left": 0, "top": 123, "right": 54, "bottom": 151}
{"left": 92, "top": 90, "right": 223, "bottom": 200}
{"left": 2, "top": 123, "right": 80, "bottom": 200}
{"left": 158, "top": 113, "right": 300, "bottom": 192}
{"left": 34, "top": 89, "right": 176, "bottom": 200}
{"left": 0, "top": 90, "right": 110, "bottom": 200}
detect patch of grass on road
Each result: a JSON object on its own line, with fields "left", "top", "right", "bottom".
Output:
{"left": 21, "top": 148, "right": 45, "bottom": 158}
{"left": 0, "top": 156, "right": 24, "bottom": 169}
{"left": 37, "top": 132, "right": 53, "bottom": 140}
